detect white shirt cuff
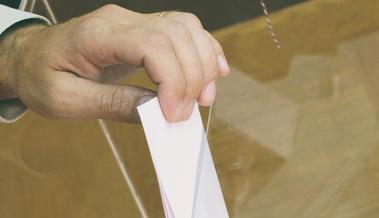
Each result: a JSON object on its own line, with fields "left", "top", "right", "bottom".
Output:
{"left": 0, "top": 5, "right": 50, "bottom": 34}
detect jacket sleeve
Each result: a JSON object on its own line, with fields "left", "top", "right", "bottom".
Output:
{"left": 0, "top": 4, "right": 50, "bottom": 123}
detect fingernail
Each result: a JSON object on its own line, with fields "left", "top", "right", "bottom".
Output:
{"left": 203, "top": 81, "right": 216, "bottom": 106}
{"left": 138, "top": 95, "right": 155, "bottom": 106}
{"left": 217, "top": 55, "right": 230, "bottom": 76}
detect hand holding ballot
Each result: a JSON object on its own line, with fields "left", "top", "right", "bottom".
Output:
{"left": 138, "top": 98, "right": 229, "bottom": 218}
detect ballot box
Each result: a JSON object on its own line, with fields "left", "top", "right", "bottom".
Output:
{"left": 1, "top": 0, "right": 379, "bottom": 217}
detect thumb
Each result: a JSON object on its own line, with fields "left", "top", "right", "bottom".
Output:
{"left": 94, "top": 84, "right": 155, "bottom": 122}
{"left": 62, "top": 77, "right": 155, "bottom": 122}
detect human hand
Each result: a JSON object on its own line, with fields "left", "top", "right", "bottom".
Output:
{"left": 0, "top": 5, "right": 229, "bottom": 122}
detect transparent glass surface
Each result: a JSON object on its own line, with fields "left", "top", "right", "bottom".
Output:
{"left": 1, "top": 0, "right": 379, "bottom": 217}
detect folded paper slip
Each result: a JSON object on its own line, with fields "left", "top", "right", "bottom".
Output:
{"left": 138, "top": 98, "right": 229, "bottom": 218}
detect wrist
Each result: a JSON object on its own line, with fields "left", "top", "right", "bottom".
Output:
{"left": 0, "top": 22, "right": 48, "bottom": 100}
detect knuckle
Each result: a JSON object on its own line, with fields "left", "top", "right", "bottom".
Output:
{"left": 74, "top": 17, "right": 108, "bottom": 39}
{"left": 144, "top": 31, "right": 170, "bottom": 50}
{"left": 99, "top": 4, "right": 121, "bottom": 13}
{"left": 169, "top": 21, "right": 186, "bottom": 32}
{"left": 180, "top": 12, "right": 203, "bottom": 29}
{"left": 99, "top": 88, "right": 126, "bottom": 118}
{"left": 77, "top": 16, "right": 106, "bottom": 30}
{"left": 168, "top": 22, "right": 192, "bottom": 42}
{"left": 72, "top": 17, "right": 114, "bottom": 48}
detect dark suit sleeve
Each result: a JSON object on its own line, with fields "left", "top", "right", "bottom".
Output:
{"left": 0, "top": 0, "right": 21, "bottom": 9}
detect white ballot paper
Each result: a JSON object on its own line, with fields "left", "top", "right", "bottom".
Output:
{"left": 138, "top": 97, "right": 229, "bottom": 218}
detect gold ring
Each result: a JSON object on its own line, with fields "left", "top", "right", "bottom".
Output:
{"left": 159, "top": 11, "right": 168, "bottom": 17}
